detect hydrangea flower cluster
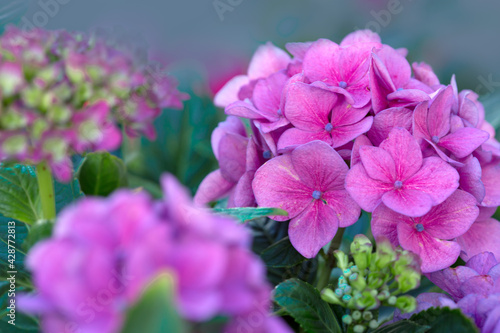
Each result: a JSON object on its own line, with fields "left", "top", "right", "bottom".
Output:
{"left": 196, "top": 29, "right": 500, "bottom": 272}
{"left": 0, "top": 26, "right": 187, "bottom": 181}
{"left": 395, "top": 251, "right": 500, "bottom": 333}
{"left": 321, "top": 235, "right": 421, "bottom": 333}
{"left": 19, "top": 175, "right": 290, "bottom": 333}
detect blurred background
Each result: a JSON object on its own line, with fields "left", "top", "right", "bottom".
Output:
{"left": 2, "top": 0, "right": 500, "bottom": 191}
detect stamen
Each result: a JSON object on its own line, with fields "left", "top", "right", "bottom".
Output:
{"left": 262, "top": 150, "right": 272, "bottom": 159}
{"left": 339, "top": 81, "right": 348, "bottom": 89}
{"left": 312, "top": 190, "right": 322, "bottom": 200}
{"left": 325, "top": 123, "right": 333, "bottom": 132}
{"left": 394, "top": 180, "right": 403, "bottom": 189}
{"left": 431, "top": 136, "right": 440, "bottom": 144}
{"left": 416, "top": 223, "right": 424, "bottom": 232}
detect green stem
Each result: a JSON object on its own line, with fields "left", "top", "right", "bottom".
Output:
{"left": 316, "top": 228, "right": 346, "bottom": 291}
{"left": 36, "top": 161, "right": 56, "bottom": 220}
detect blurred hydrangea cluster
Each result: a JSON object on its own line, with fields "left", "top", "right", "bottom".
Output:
{"left": 19, "top": 175, "right": 290, "bottom": 333}
{"left": 0, "top": 26, "right": 187, "bottom": 181}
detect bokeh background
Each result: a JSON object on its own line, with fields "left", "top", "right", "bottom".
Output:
{"left": 2, "top": 0, "right": 500, "bottom": 192}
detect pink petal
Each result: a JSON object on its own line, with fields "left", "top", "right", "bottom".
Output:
{"left": 422, "top": 190, "right": 479, "bottom": 239}
{"left": 412, "top": 62, "right": 440, "bottom": 87}
{"left": 427, "top": 86, "right": 453, "bottom": 138}
{"left": 252, "top": 154, "right": 313, "bottom": 221}
{"left": 286, "top": 41, "right": 313, "bottom": 60}
{"left": 331, "top": 117, "right": 373, "bottom": 148}
{"left": 481, "top": 163, "right": 500, "bottom": 207}
{"left": 194, "top": 170, "right": 235, "bottom": 205}
{"left": 457, "top": 218, "right": 500, "bottom": 262}
{"left": 345, "top": 163, "right": 393, "bottom": 212}
{"left": 302, "top": 38, "right": 340, "bottom": 84}
{"left": 372, "top": 203, "right": 410, "bottom": 247}
{"left": 330, "top": 99, "right": 371, "bottom": 127}
{"left": 248, "top": 42, "right": 291, "bottom": 80}
{"left": 380, "top": 127, "right": 423, "bottom": 180}
{"left": 376, "top": 45, "right": 412, "bottom": 88}
{"left": 340, "top": 29, "right": 381, "bottom": 46}
{"left": 252, "top": 71, "right": 288, "bottom": 119}
{"left": 225, "top": 100, "right": 268, "bottom": 120}
{"left": 404, "top": 156, "right": 460, "bottom": 205}
{"left": 438, "top": 127, "right": 489, "bottom": 158}
{"left": 322, "top": 190, "right": 361, "bottom": 228}
{"left": 397, "top": 222, "right": 461, "bottom": 273}
{"left": 387, "top": 89, "right": 431, "bottom": 107}
{"left": 218, "top": 133, "right": 248, "bottom": 182}
{"left": 359, "top": 146, "right": 396, "bottom": 183}
{"left": 466, "top": 252, "right": 498, "bottom": 275}
{"left": 369, "top": 50, "right": 395, "bottom": 113}
{"left": 233, "top": 171, "right": 256, "bottom": 207}
{"left": 382, "top": 188, "right": 434, "bottom": 217}
{"left": 351, "top": 135, "right": 372, "bottom": 166}
{"left": 214, "top": 75, "right": 250, "bottom": 108}
{"left": 428, "top": 266, "right": 479, "bottom": 301}
{"left": 277, "top": 128, "right": 332, "bottom": 151}
{"left": 412, "top": 101, "right": 431, "bottom": 144}
{"left": 288, "top": 201, "right": 339, "bottom": 258}
{"left": 211, "top": 116, "right": 247, "bottom": 160}
{"left": 457, "top": 156, "right": 485, "bottom": 203}
{"left": 291, "top": 140, "right": 348, "bottom": 191}
{"left": 367, "top": 107, "right": 413, "bottom": 146}
{"left": 284, "top": 82, "right": 338, "bottom": 131}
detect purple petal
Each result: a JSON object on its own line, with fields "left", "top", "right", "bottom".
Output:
{"left": 427, "top": 86, "right": 453, "bottom": 138}
{"left": 233, "top": 171, "right": 256, "bottom": 207}
{"left": 460, "top": 275, "right": 494, "bottom": 297}
{"left": 458, "top": 156, "right": 485, "bottom": 203}
{"left": 291, "top": 140, "right": 349, "bottom": 191}
{"left": 277, "top": 128, "right": 332, "bottom": 151}
{"left": 457, "top": 218, "right": 500, "bottom": 262}
{"left": 359, "top": 146, "right": 396, "bottom": 183}
{"left": 481, "top": 163, "right": 500, "bottom": 207}
{"left": 194, "top": 170, "right": 235, "bottom": 206}
{"left": 252, "top": 154, "right": 312, "bottom": 221}
{"left": 438, "top": 127, "right": 489, "bottom": 158}
{"left": 286, "top": 41, "right": 313, "bottom": 60}
{"left": 345, "top": 163, "right": 392, "bottom": 212}
{"left": 252, "top": 71, "right": 288, "bottom": 120}
{"left": 288, "top": 201, "right": 339, "bottom": 258}
{"left": 372, "top": 203, "right": 410, "bottom": 247}
{"left": 211, "top": 116, "right": 247, "bottom": 160}
{"left": 330, "top": 117, "right": 373, "bottom": 148}
{"left": 225, "top": 100, "right": 268, "bottom": 120}
{"left": 412, "top": 101, "right": 431, "bottom": 144}
{"left": 302, "top": 38, "right": 340, "bottom": 84}
{"left": 341, "top": 30, "right": 382, "bottom": 46}
{"left": 466, "top": 252, "right": 498, "bottom": 275}
{"left": 351, "top": 135, "right": 372, "bottom": 166}
{"left": 322, "top": 190, "right": 361, "bottom": 228}
{"left": 380, "top": 127, "right": 423, "bottom": 180}
{"left": 382, "top": 188, "right": 434, "bottom": 217}
{"left": 218, "top": 133, "right": 248, "bottom": 182}
{"left": 405, "top": 156, "right": 460, "bottom": 205}
{"left": 367, "top": 107, "right": 413, "bottom": 146}
{"left": 429, "top": 266, "right": 479, "bottom": 301}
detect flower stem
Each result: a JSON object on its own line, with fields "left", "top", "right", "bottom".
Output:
{"left": 316, "top": 228, "right": 346, "bottom": 291}
{"left": 36, "top": 161, "right": 56, "bottom": 220}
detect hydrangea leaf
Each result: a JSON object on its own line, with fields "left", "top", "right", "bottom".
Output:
{"left": 274, "top": 278, "right": 342, "bottom": 333}
{"left": 213, "top": 207, "right": 288, "bottom": 222}
{"left": 261, "top": 236, "right": 306, "bottom": 268}
{"left": 408, "top": 307, "right": 479, "bottom": 333}
{"left": 77, "top": 152, "right": 128, "bottom": 197}
{"left": 371, "top": 320, "right": 430, "bottom": 333}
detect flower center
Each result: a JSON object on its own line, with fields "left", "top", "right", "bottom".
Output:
{"left": 339, "top": 81, "right": 348, "bottom": 89}
{"left": 325, "top": 123, "right": 333, "bottom": 132}
{"left": 262, "top": 150, "right": 272, "bottom": 159}
{"left": 394, "top": 180, "right": 403, "bottom": 189}
{"left": 397, "top": 87, "right": 404, "bottom": 91}
{"left": 312, "top": 190, "right": 322, "bottom": 200}
{"left": 415, "top": 223, "right": 424, "bottom": 232}
{"left": 431, "top": 135, "right": 440, "bottom": 144}
{"left": 277, "top": 109, "right": 283, "bottom": 117}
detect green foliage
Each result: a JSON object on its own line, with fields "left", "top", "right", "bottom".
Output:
{"left": 261, "top": 236, "right": 305, "bottom": 268}
{"left": 274, "top": 278, "right": 342, "bottom": 333}
{"left": 120, "top": 273, "right": 187, "bottom": 333}
{"left": 125, "top": 91, "right": 224, "bottom": 194}
{"left": 213, "top": 207, "right": 288, "bottom": 223}
{"left": 77, "top": 152, "right": 128, "bottom": 197}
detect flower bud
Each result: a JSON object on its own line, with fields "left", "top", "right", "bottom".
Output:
{"left": 395, "top": 295, "right": 417, "bottom": 313}
{"left": 396, "top": 269, "right": 421, "bottom": 293}
{"left": 321, "top": 288, "right": 343, "bottom": 305}
{"left": 352, "top": 310, "right": 362, "bottom": 320}
{"left": 2, "top": 135, "right": 27, "bottom": 155}
{"left": 349, "top": 273, "right": 367, "bottom": 291}
{"left": 369, "top": 320, "right": 379, "bottom": 329}
{"left": 351, "top": 235, "right": 373, "bottom": 271}
{"left": 334, "top": 250, "right": 349, "bottom": 271}
{"left": 372, "top": 237, "right": 396, "bottom": 270}
{"left": 342, "top": 315, "right": 353, "bottom": 325}
{"left": 353, "top": 324, "right": 366, "bottom": 333}
{"left": 354, "top": 290, "right": 379, "bottom": 310}
{"left": 362, "top": 311, "right": 373, "bottom": 321}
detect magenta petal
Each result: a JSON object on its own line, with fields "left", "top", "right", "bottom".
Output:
{"left": 194, "top": 170, "right": 235, "bottom": 206}
{"left": 422, "top": 190, "right": 478, "bottom": 239}
{"left": 458, "top": 157, "right": 485, "bottom": 203}
{"left": 359, "top": 146, "right": 396, "bottom": 183}
{"left": 225, "top": 101, "right": 267, "bottom": 120}
{"left": 372, "top": 203, "right": 410, "bottom": 247}
{"left": 461, "top": 275, "right": 494, "bottom": 297}
{"left": 367, "top": 107, "right": 413, "bottom": 146}
{"left": 233, "top": 171, "right": 256, "bottom": 207}
{"left": 211, "top": 116, "right": 247, "bottom": 160}
{"left": 330, "top": 117, "right": 373, "bottom": 148}
{"left": 284, "top": 82, "right": 337, "bottom": 130}
{"left": 466, "top": 252, "right": 498, "bottom": 275}
{"left": 291, "top": 140, "right": 348, "bottom": 191}
{"left": 288, "top": 201, "right": 339, "bottom": 258}
{"left": 330, "top": 97, "right": 371, "bottom": 127}
{"left": 277, "top": 128, "right": 332, "bottom": 151}
{"left": 457, "top": 218, "right": 500, "bottom": 262}
{"left": 218, "top": 133, "right": 248, "bottom": 182}
{"left": 248, "top": 42, "right": 291, "bottom": 80}
{"left": 427, "top": 86, "right": 453, "bottom": 138}
{"left": 481, "top": 163, "right": 500, "bottom": 207}
{"left": 438, "top": 127, "right": 489, "bottom": 158}
{"left": 252, "top": 155, "right": 313, "bottom": 221}
{"left": 340, "top": 29, "right": 381, "bottom": 46}
{"left": 405, "top": 156, "right": 459, "bottom": 205}
{"left": 397, "top": 222, "right": 461, "bottom": 273}
{"left": 382, "top": 189, "right": 434, "bottom": 217}
{"left": 322, "top": 190, "right": 361, "bottom": 228}
{"left": 412, "top": 101, "right": 431, "bottom": 144}
{"left": 351, "top": 135, "right": 372, "bottom": 166}
{"left": 252, "top": 71, "right": 288, "bottom": 119}
{"left": 380, "top": 127, "right": 423, "bottom": 180}
{"left": 345, "top": 163, "right": 392, "bottom": 212}
{"left": 286, "top": 41, "right": 313, "bottom": 60}
{"left": 303, "top": 38, "right": 340, "bottom": 84}
{"left": 412, "top": 62, "right": 440, "bottom": 87}
{"left": 214, "top": 75, "right": 250, "bottom": 108}
{"left": 428, "top": 266, "right": 479, "bottom": 301}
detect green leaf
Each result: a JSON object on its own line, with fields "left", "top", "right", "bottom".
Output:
{"left": 409, "top": 307, "right": 479, "bottom": 333}
{"left": 372, "top": 320, "right": 430, "bottom": 333}
{"left": 127, "top": 173, "right": 163, "bottom": 199}
{"left": 274, "top": 278, "right": 342, "bottom": 333}
{"left": 261, "top": 237, "right": 305, "bottom": 268}
{"left": 125, "top": 91, "right": 224, "bottom": 194}
{"left": 0, "top": 165, "right": 41, "bottom": 225}
{"left": 23, "top": 220, "right": 54, "bottom": 250}
{"left": 121, "top": 273, "right": 187, "bottom": 333}
{"left": 213, "top": 207, "right": 288, "bottom": 222}
{"left": 77, "top": 152, "right": 128, "bottom": 197}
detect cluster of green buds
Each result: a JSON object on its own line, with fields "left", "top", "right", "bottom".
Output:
{"left": 321, "top": 235, "right": 421, "bottom": 333}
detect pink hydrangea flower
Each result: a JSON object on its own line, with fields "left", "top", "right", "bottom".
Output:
{"left": 20, "top": 174, "right": 289, "bottom": 333}
{"left": 372, "top": 190, "right": 478, "bottom": 272}
{"left": 253, "top": 140, "right": 360, "bottom": 258}
{"left": 346, "top": 127, "right": 460, "bottom": 217}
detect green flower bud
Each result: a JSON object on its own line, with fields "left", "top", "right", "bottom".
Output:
{"left": 321, "top": 288, "right": 343, "bottom": 306}
{"left": 66, "top": 63, "right": 85, "bottom": 84}
{"left": 2, "top": 135, "right": 27, "bottom": 155}
{"left": 43, "top": 138, "right": 68, "bottom": 162}
{"left": 353, "top": 324, "right": 366, "bottom": 333}
{"left": 387, "top": 296, "right": 397, "bottom": 306}
{"left": 86, "top": 65, "right": 104, "bottom": 83}
{"left": 32, "top": 119, "right": 49, "bottom": 139}
{"left": 377, "top": 290, "right": 390, "bottom": 301}
{"left": 372, "top": 237, "right": 396, "bottom": 270}
{"left": 342, "top": 314, "right": 353, "bottom": 325}
{"left": 393, "top": 251, "right": 421, "bottom": 276}
{"left": 369, "top": 320, "right": 379, "bottom": 329}
{"left": 354, "top": 290, "right": 379, "bottom": 310}
{"left": 396, "top": 269, "right": 421, "bottom": 293}
{"left": 362, "top": 311, "right": 373, "bottom": 321}
{"left": 335, "top": 288, "right": 344, "bottom": 297}
{"left": 334, "top": 250, "right": 350, "bottom": 271}
{"left": 1, "top": 110, "right": 27, "bottom": 130}
{"left": 47, "top": 105, "right": 72, "bottom": 123}
{"left": 349, "top": 273, "right": 367, "bottom": 291}
{"left": 36, "top": 65, "right": 61, "bottom": 87}
{"left": 367, "top": 271, "right": 385, "bottom": 290}
{"left": 352, "top": 310, "right": 362, "bottom": 320}
{"left": 395, "top": 295, "right": 417, "bottom": 313}
{"left": 21, "top": 86, "right": 43, "bottom": 108}
{"left": 351, "top": 235, "right": 373, "bottom": 271}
